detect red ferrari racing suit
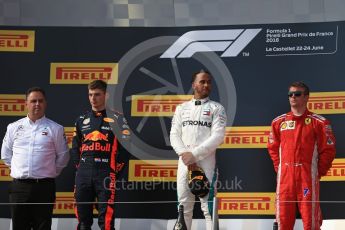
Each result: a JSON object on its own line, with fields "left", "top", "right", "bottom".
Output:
{"left": 267, "top": 110, "right": 336, "bottom": 230}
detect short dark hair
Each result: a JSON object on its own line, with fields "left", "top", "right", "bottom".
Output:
{"left": 88, "top": 80, "right": 107, "bottom": 93}
{"left": 191, "top": 69, "right": 212, "bottom": 83}
{"left": 289, "top": 81, "right": 310, "bottom": 95}
{"left": 26, "top": 87, "right": 46, "bottom": 100}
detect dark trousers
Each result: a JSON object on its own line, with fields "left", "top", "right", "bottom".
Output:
{"left": 9, "top": 179, "right": 56, "bottom": 230}
{"left": 74, "top": 165, "right": 116, "bottom": 230}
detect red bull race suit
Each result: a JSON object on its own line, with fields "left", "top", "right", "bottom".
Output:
{"left": 71, "top": 109, "right": 130, "bottom": 230}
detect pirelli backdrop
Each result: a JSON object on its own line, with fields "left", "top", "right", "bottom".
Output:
{"left": 0, "top": 21, "right": 345, "bottom": 220}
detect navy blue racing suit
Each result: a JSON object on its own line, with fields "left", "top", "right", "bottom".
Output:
{"left": 71, "top": 109, "right": 130, "bottom": 230}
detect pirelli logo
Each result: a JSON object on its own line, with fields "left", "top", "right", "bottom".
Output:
{"left": 128, "top": 160, "right": 178, "bottom": 181}
{"left": 217, "top": 192, "right": 275, "bottom": 215}
{"left": 50, "top": 63, "right": 118, "bottom": 84}
{"left": 64, "top": 127, "right": 74, "bottom": 148}
{"left": 54, "top": 192, "right": 75, "bottom": 214}
{"left": 0, "top": 160, "right": 11, "bottom": 181}
{"left": 131, "top": 95, "right": 192, "bottom": 117}
{"left": 321, "top": 158, "right": 345, "bottom": 181}
{"left": 308, "top": 92, "right": 345, "bottom": 114}
{"left": 54, "top": 192, "right": 98, "bottom": 214}
{"left": 219, "top": 126, "right": 270, "bottom": 148}
{"left": 0, "top": 94, "right": 26, "bottom": 116}
{"left": 0, "top": 30, "right": 35, "bottom": 52}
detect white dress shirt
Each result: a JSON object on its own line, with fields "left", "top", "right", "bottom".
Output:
{"left": 1, "top": 115, "right": 70, "bottom": 179}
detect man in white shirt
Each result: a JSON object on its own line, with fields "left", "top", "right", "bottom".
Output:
{"left": 1, "top": 87, "right": 69, "bottom": 230}
{"left": 170, "top": 70, "right": 227, "bottom": 230}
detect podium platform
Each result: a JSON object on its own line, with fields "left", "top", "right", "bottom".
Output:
{"left": 1, "top": 218, "right": 344, "bottom": 230}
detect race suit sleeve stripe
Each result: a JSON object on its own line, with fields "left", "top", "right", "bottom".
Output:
{"left": 316, "top": 119, "right": 336, "bottom": 177}
{"left": 70, "top": 118, "right": 82, "bottom": 168}
{"left": 267, "top": 117, "right": 283, "bottom": 173}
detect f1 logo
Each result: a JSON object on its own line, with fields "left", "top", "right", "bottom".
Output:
{"left": 160, "top": 29, "right": 262, "bottom": 58}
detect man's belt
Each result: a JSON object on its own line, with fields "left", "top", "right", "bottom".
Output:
{"left": 13, "top": 178, "right": 55, "bottom": 183}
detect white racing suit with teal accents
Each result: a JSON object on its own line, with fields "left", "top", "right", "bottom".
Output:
{"left": 170, "top": 97, "right": 227, "bottom": 230}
